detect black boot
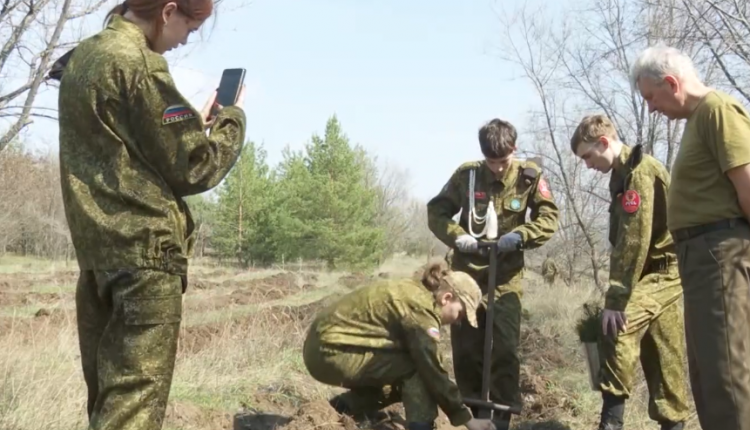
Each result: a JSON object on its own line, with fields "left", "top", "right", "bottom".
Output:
{"left": 659, "top": 421, "right": 684, "bottom": 430}
{"left": 407, "top": 422, "right": 435, "bottom": 430}
{"left": 597, "top": 392, "right": 625, "bottom": 430}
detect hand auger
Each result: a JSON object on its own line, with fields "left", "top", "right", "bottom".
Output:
{"left": 461, "top": 241, "right": 523, "bottom": 419}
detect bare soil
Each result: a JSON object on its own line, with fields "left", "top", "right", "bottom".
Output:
{"left": 0, "top": 264, "right": 580, "bottom": 430}
{"left": 185, "top": 272, "right": 319, "bottom": 312}
{"left": 165, "top": 401, "right": 234, "bottom": 430}
{"left": 518, "top": 327, "right": 581, "bottom": 423}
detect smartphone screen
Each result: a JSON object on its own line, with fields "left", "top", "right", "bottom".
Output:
{"left": 215, "top": 68, "right": 246, "bottom": 107}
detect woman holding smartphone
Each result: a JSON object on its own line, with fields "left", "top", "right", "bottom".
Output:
{"left": 49, "top": 1, "right": 246, "bottom": 429}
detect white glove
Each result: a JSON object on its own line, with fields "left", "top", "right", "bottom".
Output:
{"left": 455, "top": 235, "right": 478, "bottom": 253}
{"left": 466, "top": 418, "right": 496, "bottom": 430}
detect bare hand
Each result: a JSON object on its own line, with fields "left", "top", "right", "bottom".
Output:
{"left": 602, "top": 309, "right": 627, "bottom": 337}
{"left": 465, "top": 418, "right": 496, "bottom": 430}
{"left": 200, "top": 90, "right": 219, "bottom": 128}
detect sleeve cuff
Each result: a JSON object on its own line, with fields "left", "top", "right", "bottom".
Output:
{"left": 213, "top": 105, "right": 246, "bottom": 126}
{"left": 604, "top": 294, "right": 628, "bottom": 312}
{"left": 448, "top": 406, "right": 473, "bottom": 427}
{"left": 448, "top": 227, "right": 469, "bottom": 242}
{"left": 511, "top": 229, "right": 527, "bottom": 247}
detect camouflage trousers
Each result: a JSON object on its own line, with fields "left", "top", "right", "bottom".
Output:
{"left": 598, "top": 271, "right": 690, "bottom": 424}
{"left": 450, "top": 289, "right": 523, "bottom": 413}
{"left": 448, "top": 253, "right": 524, "bottom": 413}
{"left": 302, "top": 335, "right": 438, "bottom": 424}
{"left": 76, "top": 269, "right": 184, "bottom": 430}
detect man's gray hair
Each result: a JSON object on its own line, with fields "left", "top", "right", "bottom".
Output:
{"left": 630, "top": 44, "right": 700, "bottom": 89}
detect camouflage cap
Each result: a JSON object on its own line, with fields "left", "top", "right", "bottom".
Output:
{"left": 442, "top": 271, "right": 482, "bottom": 328}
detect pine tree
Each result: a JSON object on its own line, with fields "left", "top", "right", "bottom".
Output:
{"left": 213, "top": 141, "right": 276, "bottom": 267}
{"left": 281, "top": 115, "right": 386, "bottom": 270}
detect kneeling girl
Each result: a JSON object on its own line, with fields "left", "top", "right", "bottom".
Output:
{"left": 303, "top": 262, "right": 495, "bottom": 430}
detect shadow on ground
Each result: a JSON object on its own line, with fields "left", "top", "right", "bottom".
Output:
{"left": 513, "top": 420, "right": 572, "bottom": 430}
{"left": 234, "top": 411, "right": 293, "bottom": 430}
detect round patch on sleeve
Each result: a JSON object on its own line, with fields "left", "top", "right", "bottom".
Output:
{"left": 538, "top": 178, "right": 552, "bottom": 199}
{"left": 621, "top": 190, "right": 641, "bottom": 213}
{"left": 427, "top": 327, "right": 441, "bottom": 340}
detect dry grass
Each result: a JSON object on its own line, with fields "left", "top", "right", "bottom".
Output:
{"left": 0, "top": 254, "right": 700, "bottom": 430}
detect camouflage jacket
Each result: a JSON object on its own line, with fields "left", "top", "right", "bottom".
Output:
{"left": 52, "top": 15, "right": 246, "bottom": 275}
{"left": 606, "top": 144, "right": 681, "bottom": 311}
{"left": 309, "top": 278, "right": 470, "bottom": 424}
{"left": 426, "top": 159, "right": 559, "bottom": 273}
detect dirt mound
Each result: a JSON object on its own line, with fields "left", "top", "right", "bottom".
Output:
{"left": 165, "top": 401, "right": 233, "bottom": 430}
{"left": 280, "top": 400, "right": 352, "bottom": 430}
{"left": 225, "top": 272, "right": 315, "bottom": 304}
{"left": 339, "top": 273, "right": 371, "bottom": 289}
{"left": 0, "top": 308, "right": 75, "bottom": 342}
{"left": 186, "top": 271, "right": 320, "bottom": 312}
{"left": 247, "top": 272, "right": 307, "bottom": 299}
{"left": 33, "top": 307, "right": 70, "bottom": 321}
{"left": 0, "top": 276, "right": 34, "bottom": 293}
{"left": 519, "top": 327, "right": 567, "bottom": 369}
{"left": 0, "top": 291, "right": 20, "bottom": 306}
{"left": 24, "top": 292, "right": 69, "bottom": 305}
{"left": 180, "top": 300, "right": 329, "bottom": 355}
{"left": 0, "top": 291, "right": 70, "bottom": 307}
{"left": 179, "top": 321, "right": 228, "bottom": 355}
{"left": 229, "top": 288, "right": 260, "bottom": 306}
{"left": 184, "top": 295, "right": 234, "bottom": 312}
{"left": 517, "top": 327, "right": 579, "bottom": 422}
{"left": 189, "top": 278, "right": 225, "bottom": 291}
{"left": 0, "top": 272, "right": 78, "bottom": 292}
{"left": 258, "top": 301, "right": 328, "bottom": 327}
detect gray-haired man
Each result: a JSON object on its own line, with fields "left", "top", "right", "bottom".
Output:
{"left": 631, "top": 44, "right": 750, "bottom": 430}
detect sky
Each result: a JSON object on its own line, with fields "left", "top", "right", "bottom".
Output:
{"left": 9, "top": 0, "right": 547, "bottom": 202}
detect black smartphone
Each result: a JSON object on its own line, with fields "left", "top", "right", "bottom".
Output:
{"left": 215, "top": 68, "right": 246, "bottom": 107}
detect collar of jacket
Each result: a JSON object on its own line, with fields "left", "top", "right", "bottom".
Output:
{"left": 108, "top": 14, "right": 151, "bottom": 50}
{"left": 613, "top": 143, "right": 632, "bottom": 175}
{"left": 478, "top": 158, "right": 521, "bottom": 189}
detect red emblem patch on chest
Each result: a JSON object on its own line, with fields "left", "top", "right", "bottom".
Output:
{"left": 621, "top": 190, "right": 641, "bottom": 213}
{"left": 538, "top": 178, "right": 551, "bottom": 199}
{"left": 467, "top": 191, "right": 487, "bottom": 199}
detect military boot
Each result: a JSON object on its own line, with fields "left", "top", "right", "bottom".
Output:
{"left": 659, "top": 421, "right": 684, "bottom": 430}
{"left": 597, "top": 392, "right": 625, "bottom": 430}
{"left": 407, "top": 422, "right": 436, "bottom": 430}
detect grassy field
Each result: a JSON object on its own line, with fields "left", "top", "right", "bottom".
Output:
{"left": 0, "top": 254, "right": 699, "bottom": 430}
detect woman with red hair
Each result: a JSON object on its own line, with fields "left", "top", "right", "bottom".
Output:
{"left": 49, "top": 2, "right": 246, "bottom": 429}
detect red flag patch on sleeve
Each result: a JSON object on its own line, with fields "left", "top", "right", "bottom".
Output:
{"left": 538, "top": 178, "right": 551, "bottom": 198}
{"left": 162, "top": 104, "right": 195, "bottom": 125}
{"left": 622, "top": 190, "right": 641, "bottom": 213}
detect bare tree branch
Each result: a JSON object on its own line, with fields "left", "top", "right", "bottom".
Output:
{"left": 0, "top": 0, "right": 112, "bottom": 152}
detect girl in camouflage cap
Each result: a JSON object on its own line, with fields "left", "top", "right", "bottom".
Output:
{"left": 302, "top": 262, "right": 494, "bottom": 430}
